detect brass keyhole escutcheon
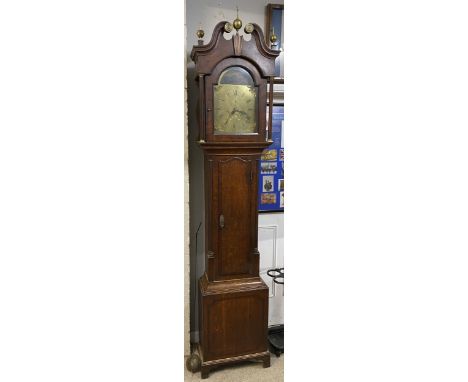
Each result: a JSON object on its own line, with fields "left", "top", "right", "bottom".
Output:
{"left": 219, "top": 214, "right": 225, "bottom": 229}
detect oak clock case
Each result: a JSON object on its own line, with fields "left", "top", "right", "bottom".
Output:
{"left": 191, "top": 21, "right": 279, "bottom": 379}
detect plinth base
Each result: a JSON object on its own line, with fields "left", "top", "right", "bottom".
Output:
{"left": 198, "top": 274, "right": 270, "bottom": 379}
{"left": 200, "top": 350, "right": 270, "bottom": 379}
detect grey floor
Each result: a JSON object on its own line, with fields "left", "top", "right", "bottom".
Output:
{"left": 184, "top": 354, "right": 284, "bottom": 382}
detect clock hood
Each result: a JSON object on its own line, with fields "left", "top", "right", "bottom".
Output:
{"left": 191, "top": 21, "right": 279, "bottom": 78}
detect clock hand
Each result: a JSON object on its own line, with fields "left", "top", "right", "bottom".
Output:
{"left": 224, "top": 110, "right": 235, "bottom": 126}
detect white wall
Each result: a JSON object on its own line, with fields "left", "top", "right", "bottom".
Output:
{"left": 259, "top": 213, "right": 284, "bottom": 326}
{"left": 183, "top": 16, "right": 191, "bottom": 357}
{"left": 185, "top": 0, "right": 284, "bottom": 348}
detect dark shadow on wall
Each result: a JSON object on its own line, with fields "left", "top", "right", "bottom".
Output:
{"left": 187, "top": 60, "right": 205, "bottom": 346}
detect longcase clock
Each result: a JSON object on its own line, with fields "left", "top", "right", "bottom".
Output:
{"left": 191, "top": 18, "right": 279, "bottom": 379}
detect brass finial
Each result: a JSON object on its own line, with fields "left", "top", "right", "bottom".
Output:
{"left": 233, "top": 6, "right": 242, "bottom": 31}
{"left": 196, "top": 29, "right": 205, "bottom": 39}
{"left": 196, "top": 25, "right": 205, "bottom": 46}
{"left": 270, "top": 27, "right": 277, "bottom": 44}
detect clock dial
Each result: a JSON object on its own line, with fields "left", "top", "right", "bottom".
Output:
{"left": 213, "top": 66, "right": 257, "bottom": 134}
{"left": 214, "top": 84, "right": 256, "bottom": 133}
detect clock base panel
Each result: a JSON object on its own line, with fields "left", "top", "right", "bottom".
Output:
{"left": 198, "top": 275, "right": 270, "bottom": 378}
